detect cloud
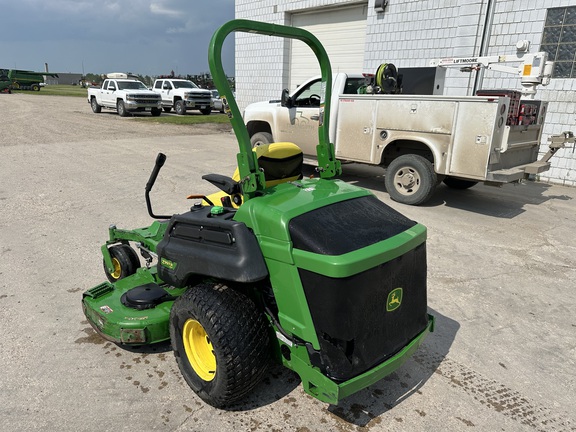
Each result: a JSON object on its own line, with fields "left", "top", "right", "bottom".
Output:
{"left": 167, "top": 18, "right": 213, "bottom": 35}
{"left": 150, "top": 1, "right": 180, "bottom": 17}
{"left": 0, "top": 0, "right": 235, "bottom": 75}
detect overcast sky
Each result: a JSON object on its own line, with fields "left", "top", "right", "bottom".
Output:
{"left": 0, "top": 0, "right": 236, "bottom": 77}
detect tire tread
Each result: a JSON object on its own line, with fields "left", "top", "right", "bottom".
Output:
{"left": 170, "top": 282, "right": 270, "bottom": 407}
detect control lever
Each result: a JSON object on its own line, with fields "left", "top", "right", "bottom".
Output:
{"left": 145, "top": 153, "right": 172, "bottom": 220}
{"left": 146, "top": 152, "right": 166, "bottom": 192}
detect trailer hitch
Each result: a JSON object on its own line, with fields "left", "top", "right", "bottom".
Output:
{"left": 542, "top": 131, "right": 575, "bottom": 162}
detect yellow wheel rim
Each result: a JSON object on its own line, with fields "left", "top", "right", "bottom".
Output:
{"left": 110, "top": 257, "right": 122, "bottom": 279}
{"left": 182, "top": 319, "right": 216, "bottom": 382}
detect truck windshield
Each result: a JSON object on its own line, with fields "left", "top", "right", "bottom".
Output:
{"left": 172, "top": 80, "right": 198, "bottom": 89}
{"left": 117, "top": 81, "right": 148, "bottom": 90}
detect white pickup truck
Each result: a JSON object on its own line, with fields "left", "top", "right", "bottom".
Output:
{"left": 152, "top": 78, "right": 213, "bottom": 115}
{"left": 244, "top": 71, "right": 572, "bottom": 205}
{"left": 88, "top": 75, "right": 162, "bottom": 117}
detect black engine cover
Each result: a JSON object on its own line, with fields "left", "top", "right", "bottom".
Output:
{"left": 156, "top": 207, "right": 268, "bottom": 287}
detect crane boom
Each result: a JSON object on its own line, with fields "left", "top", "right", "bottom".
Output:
{"left": 430, "top": 45, "right": 554, "bottom": 99}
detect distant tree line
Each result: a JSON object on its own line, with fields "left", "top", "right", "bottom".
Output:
{"left": 83, "top": 72, "right": 235, "bottom": 90}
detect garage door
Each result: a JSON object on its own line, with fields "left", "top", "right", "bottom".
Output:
{"left": 289, "top": 4, "right": 368, "bottom": 90}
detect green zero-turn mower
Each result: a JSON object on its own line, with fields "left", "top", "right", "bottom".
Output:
{"left": 82, "top": 19, "right": 435, "bottom": 408}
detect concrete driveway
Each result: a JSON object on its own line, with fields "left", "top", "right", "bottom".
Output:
{"left": 1, "top": 94, "right": 575, "bottom": 431}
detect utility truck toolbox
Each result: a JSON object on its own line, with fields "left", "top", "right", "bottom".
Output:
{"left": 82, "top": 19, "right": 433, "bottom": 408}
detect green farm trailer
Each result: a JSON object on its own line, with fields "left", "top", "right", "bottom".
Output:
{"left": 8, "top": 69, "right": 58, "bottom": 91}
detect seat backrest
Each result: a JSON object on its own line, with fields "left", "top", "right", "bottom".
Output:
{"left": 233, "top": 142, "right": 303, "bottom": 187}
{"left": 205, "top": 142, "right": 304, "bottom": 208}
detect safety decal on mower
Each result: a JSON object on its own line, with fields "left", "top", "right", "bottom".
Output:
{"left": 100, "top": 305, "right": 113, "bottom": 314}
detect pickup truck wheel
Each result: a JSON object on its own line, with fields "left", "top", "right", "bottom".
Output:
{"left": 201, "top": 108, "right": 211, "bottom": 115}
{"left": 163, "top": 107, "right": 172, "bottom": 113}
{"left": 443, "top": 177, "right": 478, "bottom": 190}
{"left": 250, "top": 132, "right": 273, "bottom": 147}
{"left": 117, "top": 100, "right": 128, "bottom": 117}
{"left": 175, "top": 100, "right": 186, "bottom": 115}
{"left": 170, "top": 282, "right": 270, "bottom": 408}
{"left": 151, "top": 108, "right": 162, "bottom": 117}
{"left": 385, "top": 154, "right": 437, "bottom": 205}
{"left": 90, "top": 97, "right": 102, "bottom": 113}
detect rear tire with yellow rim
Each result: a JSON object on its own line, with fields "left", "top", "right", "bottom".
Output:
{"left": 170, "top": 282, "right": 270, "bottom": 407}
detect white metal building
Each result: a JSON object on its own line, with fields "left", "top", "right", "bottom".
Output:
{"left": 235, "top": 0, "right": 576, "bottom": 186}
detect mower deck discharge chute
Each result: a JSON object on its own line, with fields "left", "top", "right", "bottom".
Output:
{"left": 82, "top": 19, "right": 434, "bottom": 407}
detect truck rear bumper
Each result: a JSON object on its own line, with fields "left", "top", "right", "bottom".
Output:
{"left": 486, "top": 161, "right": 551, "bottom": 183}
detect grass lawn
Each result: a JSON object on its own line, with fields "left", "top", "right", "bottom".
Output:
{"left": 14, "top": 85, "right": 231, "bottom": 126}
{"left": 13, "top": 84, "right": 88, "bottom": 97}
{"left": 142, "top": 112, "right": 231, "bottom": 125}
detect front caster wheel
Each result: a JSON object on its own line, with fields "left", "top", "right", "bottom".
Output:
{"left": 103, "top": 244, "right": 140, "bottom": 282}
{"left": 170, "top": 282, "right": 270, "bottom": 408}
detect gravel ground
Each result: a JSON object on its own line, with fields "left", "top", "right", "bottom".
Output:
{"left": 1, "top": 93, "right": 575, "bottom": 432}
{"left": 0, "top": 93, "right": 231, "bottom": 147}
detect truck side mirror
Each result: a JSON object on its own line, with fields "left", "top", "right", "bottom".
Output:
{"left": 281, "top": 88, "right": 293, "bottom": 108}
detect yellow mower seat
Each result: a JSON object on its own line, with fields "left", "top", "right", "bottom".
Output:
{"left": 251, "top": 142, "right": 304, "bottom": 187}
{"left": 207, "top": 142, "right": 303, "bottom": 207}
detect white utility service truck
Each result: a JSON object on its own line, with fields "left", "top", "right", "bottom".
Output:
{"left": 244, "top": 47, "right": 573, "bottom": 205}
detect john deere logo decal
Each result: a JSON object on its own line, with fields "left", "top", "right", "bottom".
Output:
{"left": 387, "top": 288, "right": 403, "bottom": 312}
{"left": 160, "top": 257, "right": 177, "bottom": 270}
